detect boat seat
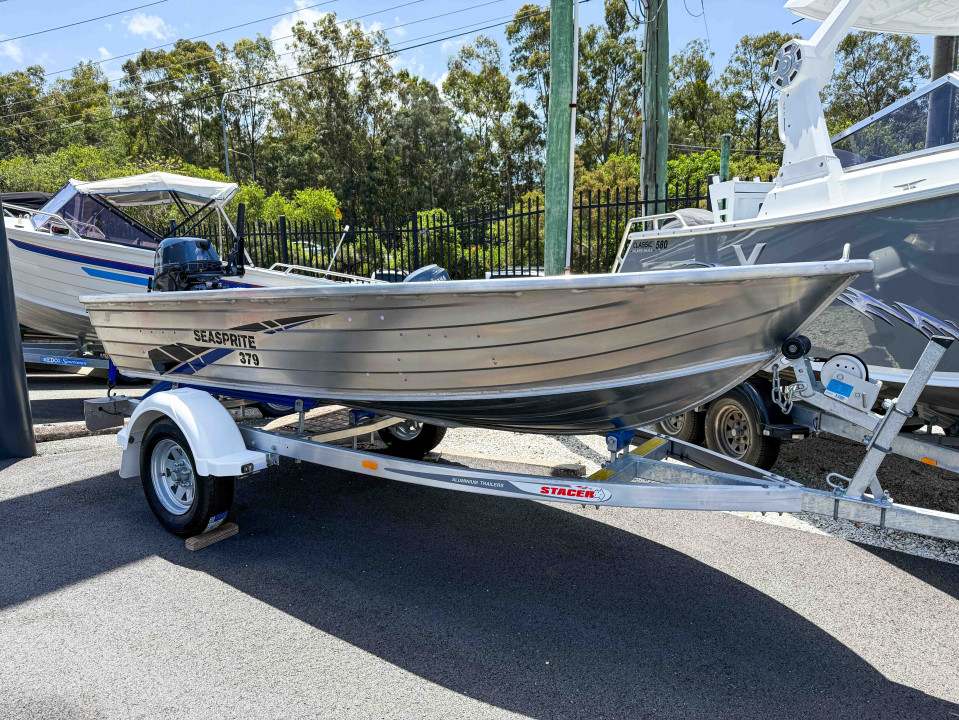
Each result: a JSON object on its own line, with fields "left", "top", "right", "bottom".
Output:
{"left": 663, "top": 207, "right": 714, "bottom": 228}
{"left": 404, "top": 264, "right": 450, "bottom": 282}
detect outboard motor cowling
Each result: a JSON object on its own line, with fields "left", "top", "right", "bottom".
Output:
{"left": 153, "top": 237, "right": 227, "bottom": 292}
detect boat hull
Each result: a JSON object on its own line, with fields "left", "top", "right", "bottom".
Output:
{"left": 82, "top": 261, "right": 869, "bottom": 433}
{"left": 617, "top": 191, "right": 959, "bottom": 420}
{"left": 4, "top": 219, "right": 327, "bottom": 341}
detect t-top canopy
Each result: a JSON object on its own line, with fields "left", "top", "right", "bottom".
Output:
{"left": 71, "top": 171, "right": 238, "bottom": 207}
{"left": 787, "top": 0, "right": 959, "bottom": 35}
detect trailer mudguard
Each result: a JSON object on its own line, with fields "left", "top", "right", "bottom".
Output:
{"left": 116, "top": 388, "right": 268, "bottom": 479}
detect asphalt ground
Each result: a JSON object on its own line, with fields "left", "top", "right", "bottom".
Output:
{"left": 2, "top": 434, "right": 959, "bottom": 720}
{"left": 26, "top": 371, "right": 150, "bottom": 424}
{"left": 2, "top": 371, "right": 958, "bottom": 718}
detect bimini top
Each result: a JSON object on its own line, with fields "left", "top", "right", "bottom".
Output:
{"left": 71, "top": 171, "right": 238, "bottom": 207}
{"left": 786, "top": 0, "right": 959, "bottom": 35}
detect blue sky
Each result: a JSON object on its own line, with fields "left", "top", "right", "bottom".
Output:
{"left": 0, "top": 1, "right": 935, "bottom": 89}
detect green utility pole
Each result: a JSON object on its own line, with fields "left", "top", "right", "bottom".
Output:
{"left": 719, "top": 133, "right": 731, "bottom": 183}
{"left": 544, "top": 0, "right": 574, "bottom": 276}
{"left": 641, "top": 0, "right": 668, "bottom": 215}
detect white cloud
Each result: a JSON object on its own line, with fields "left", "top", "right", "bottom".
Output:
{"left": 125, "top": 12, "right": 173, "bottom": 41}
{"left": 435, "top": 71, "right": 449, "bottom": 93}
{"left": 393, "top": 26, "right": 407, "bottom": 38}
{"left": 0, "top": 39, "right": 24, "bottom": 64}
{"left": 98, "top": 47, "right": 111, "bottom": 60}
{"left": 441, "top": 38, "right": 466, "bottom": 55}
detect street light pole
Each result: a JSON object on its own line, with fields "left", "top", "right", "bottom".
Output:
{"left": 221, "top": 90, "right": 259, "bottom": 179}
{"left": 228, "top": 149, "right": 255, "bottom": 183}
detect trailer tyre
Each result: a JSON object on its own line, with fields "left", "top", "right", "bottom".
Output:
{"left": 705, "top": 389, "right": 780, "bottom": 470}
{"left": 257, "top": 402, "right": 294, "bottom": 418}
{"left": 140, "top": 420, "right": 234, "bottom": 537}
{"left": 655, "top": 409, "right": 706, "bottom": 444}
{"left": 377, "top": 420, "right": 447, "bottom": 459}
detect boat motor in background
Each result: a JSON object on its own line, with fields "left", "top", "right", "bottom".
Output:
{"left": 151, "top": 204, "right": 248, "bottom": 292}
{"left": 152, "top": 237, "right": 228, "bottom": 292}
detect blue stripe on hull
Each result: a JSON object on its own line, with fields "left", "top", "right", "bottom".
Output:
{"left": 10, "top": 235, "right": 257, "bottom": 288}
{"left": 81, "top": 266, "right": 151, "bottom": 286}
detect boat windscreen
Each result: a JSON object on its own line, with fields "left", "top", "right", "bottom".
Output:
{"left": 40, "top": 191, "right": 158, "bottom": 249}
{"left": 832, "top": 80, "right": 959, "bottom": 168}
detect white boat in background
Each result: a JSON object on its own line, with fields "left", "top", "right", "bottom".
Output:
{"left": 2, "top": 172, "right": 330, "bottom": 341}
{"left": 614, "top": 0, "right": 959, "bottom": 426}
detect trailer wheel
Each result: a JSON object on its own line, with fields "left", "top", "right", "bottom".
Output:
{"left": 257, "top": 402, "right": 294, "bottom": 418}
{"left": 377, "top": 420, "right": 447, "bottom": 459}
{"left": 655, "top": 409, "right": 706, "bottom": 444}
{"left": 140, "top": 420, "right": 234, "bottom": 537}
{"left": 705, "top": 389, "right": 780, "bottom": 470}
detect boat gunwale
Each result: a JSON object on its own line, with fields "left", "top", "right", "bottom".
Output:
{"left": 80, "top": 260, "right": 872, "bottom": 307}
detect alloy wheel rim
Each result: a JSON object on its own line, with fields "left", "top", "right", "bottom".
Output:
{"left": 389, "top": 419, "right": 423, "bottom": 441}
{"left": 660, "top": 415, "right": 685, "bottom": 435}
{"left": 150, "top": 438, "right": 196, "bottom": 515}
{"left": 715, "top": 406, "right": 750, "bottom": 458}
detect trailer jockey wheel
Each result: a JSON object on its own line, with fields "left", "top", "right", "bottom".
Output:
{"left": 705, "top": 388, "right": 781, "bottom": 470}
{"left": 655, "top": 409, "right": 706, "bottom": 445}
{"left": 378, "top": 420, "right": 447, "bottom": 460}
{"left": 140, "top": 419, "right": 234, "bottom": 537}
{"left": 781, "top": 335, "right": 812, "bottom": 360}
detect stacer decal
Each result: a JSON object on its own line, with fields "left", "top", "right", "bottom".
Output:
{"left": 386, "top": 467, "right": 614, "bottom": 503}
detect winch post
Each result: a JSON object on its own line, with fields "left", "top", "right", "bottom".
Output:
{"left": 843, "top": 335, "right": 952, "bottom": 499}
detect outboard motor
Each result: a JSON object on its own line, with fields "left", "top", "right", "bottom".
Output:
{"left": 152, "top": 237, "right": 227, "bottom": 292}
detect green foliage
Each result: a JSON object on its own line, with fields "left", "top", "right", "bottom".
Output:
{"left": 720, "top": 32, "right": 797, "bottom": 154}
{"left": 669, "top": 40, "right": 727, "bottom": 148}
{"left": 825, "top": 31, "right": 928, "bottom": 135}
{"left": 667, "top": 150, "right": 779, "bottom": 190}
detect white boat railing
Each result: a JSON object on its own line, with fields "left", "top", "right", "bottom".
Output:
{"left": 2, "top": 202, "right": 83, "bottom": 240}
{"left": 268, "top": 262, "right": 388, "bottom": 284}
{"left": 611, "top": 211, "right": 689, "bottom": 273}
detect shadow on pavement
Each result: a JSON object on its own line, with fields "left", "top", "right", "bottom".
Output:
{"left": 2, "top": 458, "right": 957, "bottom": 719}
{"left": 854, "top": 542, "right": 959, "bottom": 601}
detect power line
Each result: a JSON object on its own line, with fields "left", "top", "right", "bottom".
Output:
{"left": 0, "top": 0, "right": 169, "bottom": 44}
{"left": 10, "top": 6, "right": 563, "bottom": 141}
{"left": 0, "top": 0, "right": 508, "bottom": 121}
{"left": 0, "top": 0, "right": 343, "bottom": 91}
{"left": 669, "top": 142, "right": 782, "bottom": 158}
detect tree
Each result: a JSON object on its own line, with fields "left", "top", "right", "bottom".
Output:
{"left": 443, "top": 35, "right": 513, "bottom": 200}
{"left": 505, "top": 4, "right": 550, "bottom": 128}
{"left": 383, "top": 70, "right": 467, "bottom": 212}
{"left": 276, "top": 14, "right": 396, "bottom": 214}
{"left": 577, "top": 0, "right": 643, "bottom": 168}
{"left": 219, "top": 35, "right": 280, "bottom": 181}
{"left": 824, "top": 31, "right": 928, "bottom": 134}
{"left": 722, "top": 32, "right": 796, "bottom": 154}
{"left": 118, "top": 39, "right": 227, "bottom": 166}
{"left": 669, "top": 39, "right": 725, "bottom": 149}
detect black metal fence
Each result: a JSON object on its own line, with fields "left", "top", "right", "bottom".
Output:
{"left": 189, "top": 182, "right": 712, "bottom": 280}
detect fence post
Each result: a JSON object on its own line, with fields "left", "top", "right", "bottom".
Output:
{"left": 279, "top": 215, "right": 290, "bottom": 264}
{"left": 411, "top": 213, "right": 421, "bottom": 270}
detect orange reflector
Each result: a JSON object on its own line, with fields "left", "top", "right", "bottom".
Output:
{"left": 920, "top": 457, "right": 937, "bottom": 466}
{"left": 362, "top": 460, "right": 378, "bottom": 470}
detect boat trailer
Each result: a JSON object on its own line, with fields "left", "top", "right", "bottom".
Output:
{"left": 86, "top": 325, "right": 959, "bottom": 543}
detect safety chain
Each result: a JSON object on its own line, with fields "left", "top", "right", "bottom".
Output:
{"left": 771, "top": 364, "right": 794, "bottom": 415}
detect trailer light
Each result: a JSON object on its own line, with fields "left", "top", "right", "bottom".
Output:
{"left": 241, "top": 463, "right": 254, "bottom": 474}
{"left": 362, "top": 460, "right": 378, "bottom": 470}
{"left": 920, "top": 457, "right": 937, "bottom": 466}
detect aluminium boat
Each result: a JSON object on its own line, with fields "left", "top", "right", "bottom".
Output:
{"left": 3, "top": 171, "right": 329, "bottom": 341}
{"left": 81, "top": 258, "right": 871, "bottom": 434}
{"left": 614, "top": 0, "right": 959, "bottom": 425}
